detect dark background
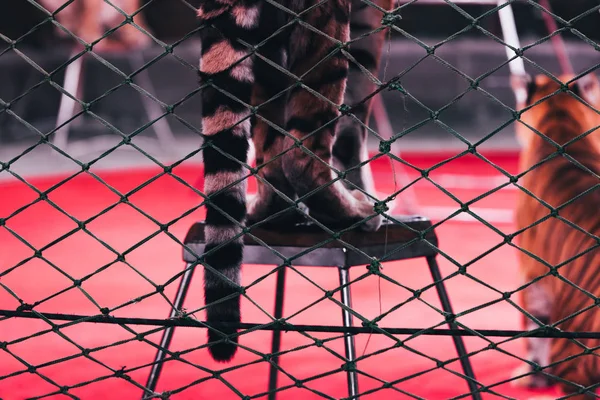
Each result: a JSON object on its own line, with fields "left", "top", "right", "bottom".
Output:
{"left": 2, "top": 1, "right": 599, "bottom": 47}
{"left": 0, "top": 0, "right": 598, "bottom": 148}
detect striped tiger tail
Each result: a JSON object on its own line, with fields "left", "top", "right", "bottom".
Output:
{"left": 198, "top": 0, "right": 260, "bottom": 362}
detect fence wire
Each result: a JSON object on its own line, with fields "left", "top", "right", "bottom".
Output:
{"left": 1, "top": 0, "right": 600, "bottom": 399}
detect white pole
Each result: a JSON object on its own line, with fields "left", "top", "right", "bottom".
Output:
{"left": 495, "top": 0, "right": 529, "bottom": 105}
{"left": 496, "top": 1, "right": 525, "bottom": 76}
{"left": 52, "top": 51, "right": 83, "bottom": 150}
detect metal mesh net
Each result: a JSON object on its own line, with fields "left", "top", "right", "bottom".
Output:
{"left": 1, "top": 0, "right": 600, "bottom": 399}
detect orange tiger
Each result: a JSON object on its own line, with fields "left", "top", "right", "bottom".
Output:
{"left": 511, "top": 73, "right": 600, "bottom": 399}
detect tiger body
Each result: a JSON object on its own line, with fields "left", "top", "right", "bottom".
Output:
{"left": 513, "top": 73, "right": 600, "bottom": 398}
{"left": 39, "top": 0, "right": 150, "bottom": 51}
{"left": 198, "top": 0, "right": 392, "bottom": 361}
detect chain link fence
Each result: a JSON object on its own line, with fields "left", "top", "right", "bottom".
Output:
{"left": 1, "top": 0, "right": 600, "bottom": 399}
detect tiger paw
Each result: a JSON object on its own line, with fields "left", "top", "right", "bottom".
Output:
{"left": 349, "top": 188, "right": 370, "bottom": 202}
{"left": 359, "top": 213, "right": 383, "bottom": 232}
{"left": 247, "top": 194, "right": 308, "bottom": 228}
{"left": 306, "top": 206, "right": 382, "bottom": 232}
{"left": 510, "top": 364, "right": 552, "bottom": 389}
{"left": 356, "top": 193, "right": 384, "bottom": 232}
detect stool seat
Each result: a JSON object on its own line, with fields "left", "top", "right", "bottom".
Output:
{"left": 183, "top": 215, "right": 439, "bottom": 267}
{"left": 144, "top": 215, "right": 480, "bottom": 400}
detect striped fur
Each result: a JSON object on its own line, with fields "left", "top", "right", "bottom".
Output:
{"left": 199, "top": 0, "right": 392, "bottom": 361}
{"left": 512, "top": 74, "right": 600, "bottom": 398}
{"left": 333, "top": 0, "right": 391, "bottom": 196}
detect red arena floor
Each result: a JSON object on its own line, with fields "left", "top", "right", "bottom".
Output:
{"left": 0, "top": 150, "right": 562, "bottom": 399}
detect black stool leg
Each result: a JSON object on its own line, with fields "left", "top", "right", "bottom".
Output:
{"left": 268, "top": 266, "right": 287, "bottom": 400}
{"left": 338, "top": 266, "right": 359, "bottom": 399}
{"left": 143, "top": 263, "right": 196, "bottom": 399}
{"left": 427, "top": 256, "right": 481, "bottom": 400}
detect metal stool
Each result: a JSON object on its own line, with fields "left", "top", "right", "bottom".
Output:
{"left": 143, "top": 216, "right": 481, "bottom": 400}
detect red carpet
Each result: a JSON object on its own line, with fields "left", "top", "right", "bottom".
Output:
{"left": 0, "top": 151, "right": 562, "bottom": 399}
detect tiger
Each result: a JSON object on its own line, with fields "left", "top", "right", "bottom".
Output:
{"left": 38, "top": 0, "right": 150, "bottom": 52}
{"left": 511, "top": 72, "right": 600, "bottom": 399}
{"left": 198, "top": 0, "right": 394, "bottom": 361}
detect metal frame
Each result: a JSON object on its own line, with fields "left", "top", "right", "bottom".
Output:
{"left": 143, "top": 259, "right": 196, "bottom": 395}
{"left": 262, "top": 251, "right": 480, "bottom": 400}
{"left": 143, "top": 221, "right": 482, "bottom": 400}
{"left": 266, "top": 263, "right": 362, "bottom": 400}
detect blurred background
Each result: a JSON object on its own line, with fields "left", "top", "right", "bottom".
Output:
{"left": 1, "top": 0, "right": 599, "bottom": 175}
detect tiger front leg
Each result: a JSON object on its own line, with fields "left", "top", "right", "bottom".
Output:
{"left": 282, "top": 0, "right": 382, "bottom": 232}
{"left": 282, "top": 133, "right": 382, "bottom": 231}
{"left": 248, "top": 35, "right": 306, "bottom": 228}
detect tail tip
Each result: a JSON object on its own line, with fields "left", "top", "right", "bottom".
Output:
{"left": 208, "top": 331, "right": 238, "bottom": 362}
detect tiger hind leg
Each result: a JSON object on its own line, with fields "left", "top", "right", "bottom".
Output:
{"left": 282, "top": 0, "right": 382, "bottom": 231}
